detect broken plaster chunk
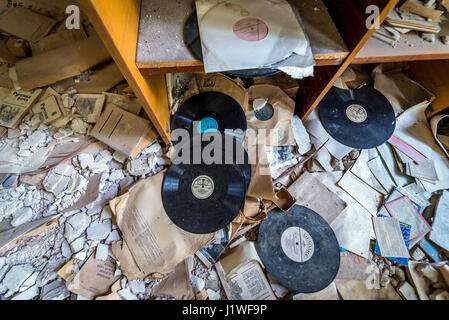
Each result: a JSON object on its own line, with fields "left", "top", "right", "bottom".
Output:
{"left": 61, "top": 240, "right": 72, "bottom": 259}
{"left": 105, "top": 229, "right": 121, "bottom": 244}
{"left": 87, "top": 161, "right": 109, "bottom": 174}
{"left": 95, "top": 243, "right": 109, "bottom": 261}
{"left": 128, "top": 279, "right": 146, "bottom": 296}
{"left": 20, "top": 131, "right": 47, "bottom": 150}
{"left": 74, "top": 251, "right": 87, "bottom": 261}
{"left": 108, "top": 170, "right": 125, "bottom": 182}
{"left": 11, "top": 285, "right": 39, "bottom": 300}
{"left": 78, "top": 153, "right": 94, "bottom": 169}
{"left": 40, "top": 279, "right": 70, "bottom": 300}
{"left": 86, "top": 220, "right": 111, "bottom": 240}
{"left": 118, "top": 288, "right": 138, "bottom": 300}
{"left": 17, "top": 149, "right": 32, "bottom": 157}
{"left": 65, "top": 212, "right": 91, "bottom": 242}
{"left": 70, "top": 236, "right": 86, "bottom": 253}
{"left": 191, "top": 275, "right": 205, "bottom": 294}
{"left": 70, "top": 118, "right": 90, "bottom": 135}
{"left": 11, "top": 207, "right": 33, "bottom": 227}
{"left": 3, "top": 264, "right": 34, "bottom": 293}
{"left": 206, "top": 289, "right": 221, "bottom": 300}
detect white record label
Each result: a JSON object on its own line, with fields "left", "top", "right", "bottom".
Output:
{"left": 191, "top": 175, "right": 214, "bottom": 199}
{"left": 346, "top": 104, "right": 367, "bottom": 123}
{"left": 281, "top": 227, "right": 315, "bottom": 263}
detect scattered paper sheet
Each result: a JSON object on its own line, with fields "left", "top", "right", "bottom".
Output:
{"left": 109, "top": 171, "right": 214, "bottom": 277}
{"left": 336, "top": 251, "right": 374, "bottom": 280}
{"left": 351, "top": 150, "right": 387, "bottom": 195}
{"left": 288, "top": 172, "right": 346, "bottom": 225}
{"left": 221, "top": 260, "right": 276, "bottom": 300}
{"left": 293, "top": 282, "right": 339, "bottom": 300}
{"left": 304, "top": 109, "right": 353, "bottom": 160}
{"left": 406, "top": 159, "right": 439, "bottom": 182}
{"left": 66, "top": 253, "right": 120, "bottom": 300}
{"left": 430, "top": 114, "right": 449, "bottom": 159}
{"left": 367, "top": 156, "right": 396, "bottom": 194}
{"left": 393, "top": 104, "right": 449, "bottom": 192}
{"left": 152, "top": 259, "right": 195, "bottom": 300}
{"left": 384, "top": 196, "right": 432, "bottom": 240}
{"left": 338, "top": 171, "right": 384, "bottom": 216}
{"left": 377, "top": 143, "right": 412, "bottom": 187}
{"left": 335, "top": 280, "right": 402, "bottom": 300}
{"left": 429, "top": 191, "right": 449, "bottom": 252}
{"left": 373, "top": 217, "right": 409, "bottom": 258}
{"left": 313, "top": 172, "right": 374, "bottom": 258}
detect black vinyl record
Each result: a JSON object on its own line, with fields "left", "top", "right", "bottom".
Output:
{"left": 318, "top": 86, "right": 396, "bottom": 149}
{"left": 184, "top": 11, "right": 280, "bottom": 78}
{"left": 257, "top": 205, "right": 340, "bottom": 293}
{"left": 162, "top": 134, "right": 250, "bottom": 234}
{"left": 171, "top": 91, "right": 247, "bottom": 139}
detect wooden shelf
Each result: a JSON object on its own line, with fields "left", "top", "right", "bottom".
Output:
{"left": 136, "top": 0, "right": 349, "bottom": 75}
{"left": 354, "top": 14, "right": 449, "bottom": 64}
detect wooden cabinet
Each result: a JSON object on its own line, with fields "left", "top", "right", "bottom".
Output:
{"left": 79, "top": 0, "right": 448, "bottom": 144}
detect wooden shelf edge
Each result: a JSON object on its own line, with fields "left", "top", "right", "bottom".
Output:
{"left": 352, "top": 53, "right": 449, "bottom": 64}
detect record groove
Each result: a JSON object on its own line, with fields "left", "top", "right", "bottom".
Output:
{"left": 318, "top": 86, "right": 396, "bottom": 149}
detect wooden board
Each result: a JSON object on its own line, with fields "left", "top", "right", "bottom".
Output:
{"left": 354, "top": 13, "right": 449, "bottom": 64}
{"left": 79, "top": 0, "right": 171, "bottom": 144}
{"left": 136, "top": 0, "right": 349, "bottom": 74}
{"left": 297, "top": 0, "right": 399, "bottom": 120}
{"left": 409, "top": 60, "right": 449, "bottom": 118}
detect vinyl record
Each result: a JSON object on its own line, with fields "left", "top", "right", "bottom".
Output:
{"left": 184, "top": 11, "right": 280, "bottom": 78}
{"left": 257, "top": 205, "right": 340, "bottom": 293}
{"left": 318, "top": 86, "right": 396, "bottom": 149}
{"left": 162, "top": 134, "right": 250, "bottom": 234}
{"left": 171, "top": 91, "right": 247, "bottom": 139}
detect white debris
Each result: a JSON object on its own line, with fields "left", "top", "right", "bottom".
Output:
{"left": 65, "top": 212, "right": 91, "bottom": 243}
{"left": 17, "top": 149, "right": 32, "bottom": 157}
{"left": 78, "top": 153, "right": 94, "bottom": 169}
{"left": 21, "top": 272, "right": 39, "bottom": 290}
{"left": 108, "top": 170, "right": 125, "bottom": 181}
{"left": 11, "top": 207, "right": 33, "bottom": 227}
{"left": 86, "top": 220, "right": 111, "bottom": 240}
{"left": 0, "top": 257, "right": 5, "bottom": 269}
{"left": 206, "top": 289, "right": 221, "bottom": 300}
{"left": 19, "top": 131, "right": 47, "bottom": 150}
{"left": 291, "top": 116, "right": 312, "bottom": 155}
{"left": 40, "top": 279, "right": 70, "bottom": 300}
{"left": 118, "top": 288, "right": 138, "bottom": 300}
{"left": 53, "top": 128, "right": 73, "bottom": 140}
{"left": 113, "top": 151, "right": 128, "bottom": 163}
{"left": 74, "top": 251, "right": 87, "bottom": 261}
{"left": 95, "top": 243, "right": 109, "bottom": 261}
{"left": 191, "top": 275, "right": 205, "bottom": 294}
{"left": 11, "top": 285, "right": 39, "bottom": 300}
{"left": 61, "top": 240, "right": 72, "bottom": 259}
{"left": 128, "top": 279, "right": 146, "bottom": 296}
{"left": 3, "top": 264, "right": 34, "bottom": 293}
{"left": 105, "top": 230, "right": 121, "bottom": 244}
{"left": 70, "top": 237, "right": 86, "bottom": 253}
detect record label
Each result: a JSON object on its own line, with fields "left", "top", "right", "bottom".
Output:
{"left": 346, "top": 104, "right": 367, "bottom": 123}
{"left": 191, "top": 175, "right": 215, "bottom": 200}
{"left": 233, "top": 17, "right": 269, "bottom": 42}
{"left": 281, "top": 227, "right": 315, "bottom": 263}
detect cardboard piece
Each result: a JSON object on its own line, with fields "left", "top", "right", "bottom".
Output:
{"left": 288, "top": 172, "right": 346, "bottom": 225}
{"left": 31, "top": 29, "right": 87, "bottom": 55}
{"left": 335, "top": 280, "right": 402, "bottom": 300}
{"left": 66, "top": 253, "right": 120, "bottom": 300}
{"left": 95, "top": 280, "right": 123, "bottom": 300}
{"left": 15, "top": 35, "right": 111, "bottom": 91}
{"left": 74, "top": 94, "right": 106, "bottom": 123}
{"left": 32, "top": 95, "right": 63, "bottom": 125}
{"left": 0, "top": 88, "right": 42, "bottom": 128}
{"left": 103, "top": 93, "right": 142, "bottom": 116}
{"left": 246, "top": 85, "right": 296, "bottom": 147}
{"left": 0, "top": 39, "right": 18, "bottom": 64}
{"left": 91, "top": 104, "right": 158, "bottom": 159}
{"left": 109, "top": 171, "right": 214, "bottom": 277}
{"left": 0, "top": 7, "right": 57, "bottom": 42}
{"left": 152, "top": 260, "right": 195, "bottom": 300}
